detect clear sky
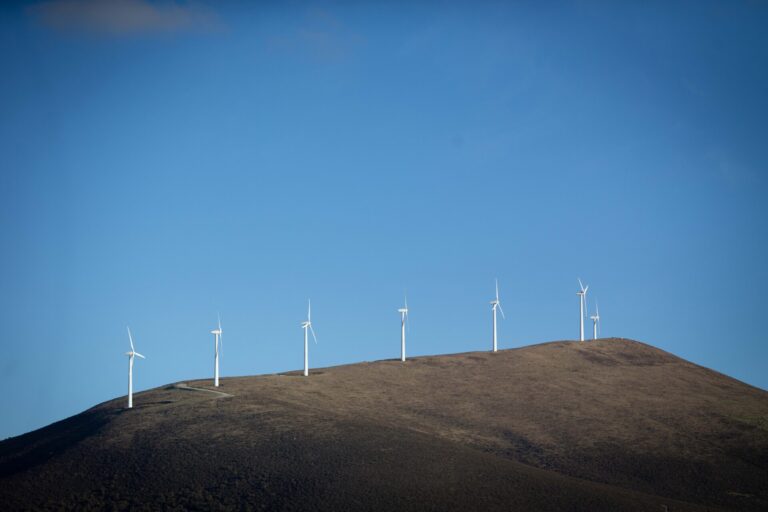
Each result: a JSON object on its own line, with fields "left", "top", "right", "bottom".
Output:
{"left": 1, "top": 0, "right": 766, "bottom": 440}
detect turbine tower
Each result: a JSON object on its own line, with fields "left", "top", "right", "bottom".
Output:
{"left": 398, "top": 295, "right": 409, "bottom": 362}
{"left": 490, "top": 279, "right": 505, "bottom": 352}
{"left": 211, "top": 314, "right": 223, "bottom": 387}
{"left": 301, "top": 299, "right": 318, "bottom": 376}
{"left": 590, "top": 302, "right": 600, "bottom": 340}
{"left": 125, "top": 326, "right": 145, "bottom": 409}
{"left": 577, "top": 278, "right": 589, "bottom": 341}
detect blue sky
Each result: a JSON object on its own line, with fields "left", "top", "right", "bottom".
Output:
{"left": 1, "top": 0, "right": 767, "bottom": 439}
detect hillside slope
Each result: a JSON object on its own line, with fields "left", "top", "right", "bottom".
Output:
{"left": 1, "top": 339, "right": 767, "bottom": 511}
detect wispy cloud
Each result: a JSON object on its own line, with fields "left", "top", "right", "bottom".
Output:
{"left": 28, "top": 0, "right": 220, "bottom": 36}
{"left": 265, "top": 8, "right": 363, "bottom": 63}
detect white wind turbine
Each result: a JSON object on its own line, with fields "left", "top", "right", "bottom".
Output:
{"left": 125, "top": 326, "right": 145, "bottom": 409}
{"left": 301, "top": 299, "right": 318, "bottom": 376}
{"left": 590, "top": 302, "right": 601, "bottom": 340}
{"left": 490, "top": 279, "right": 505, "bottom": 352}
{"left": 211, "top": 314, "right": 223, "bottom": 387}
{"left": 398, "top": 295, "right": 409, "bottom": 362}
{"left": 577, "top": 278, "right": 589, "bottom": 341}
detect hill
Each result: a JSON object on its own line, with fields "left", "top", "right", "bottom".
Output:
{"left": 1, "top": 338, "right": 767, "bottom": 511}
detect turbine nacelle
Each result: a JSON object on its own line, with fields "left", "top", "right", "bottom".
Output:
{"left": 490, "top": 279, "right": 505, "bottom": 352}
{"left": 490, "top": 279, "right": 505, "bottom": 319}
{"left": 399, "top": 294, "right": 410, "bottom": 340}
{"left": 577, "top": 278, "right": 590, "bottom": 341}
{"left": 302, "top": 299, "right": 318, "bottom": 345}
{"left": 125, "top": 326, "right": 145, "bottom": 409}
{"left": 211, "top": 314, "right": 223, "bottom": 387}
{"left": 212, "top": 313, "right": 223, "bottom": 336}
{"left": 125, "top": 327, "right": 145, "bottom": 358}
{"left": 590, "top": 301, "right": 601, "bottom": 340}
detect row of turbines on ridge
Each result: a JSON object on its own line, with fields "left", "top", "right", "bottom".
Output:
{"left": 123, "top": 278, "right": 603, "bottom": 408}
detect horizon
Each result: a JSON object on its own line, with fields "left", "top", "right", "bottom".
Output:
{"left": 2, "top": 0, "right": 767, "bottom": 440}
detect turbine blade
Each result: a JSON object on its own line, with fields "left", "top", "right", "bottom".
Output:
{"left": 495, "top": 278, "right": 499, "bottom": 301}
{"left": 134, "top": 352, "right": 146, "bottom": 359}
{"left": 127, "top": 326, "right": 134, "bottom": 352}
{"left": 310, "top": 324, "right": 318, "bottom": 344}
{"left": 308, "top": 299, "right": 311, "bottom": 322}
{"left": 218, "top": 312, "right": 222, "bottom": 334}
{"left": 497, "top": 302, "right": 505, "bottom": 320}
{"left": 578, "top": 278, "right": 584, "bottom": 291}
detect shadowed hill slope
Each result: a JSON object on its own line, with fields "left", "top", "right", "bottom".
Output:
{"left": 1, "top": 338, "right": 767, "bottom": 511}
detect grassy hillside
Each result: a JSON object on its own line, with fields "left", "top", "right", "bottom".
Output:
{"left": 1, "top": 338, "right": 766, "bottom": 511}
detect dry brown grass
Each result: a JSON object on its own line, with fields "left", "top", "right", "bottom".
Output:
{"left": 1, "top": 338, "right": 766, "bottom": 511}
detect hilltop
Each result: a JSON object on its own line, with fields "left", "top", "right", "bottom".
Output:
{"left": 1, "top": 338, "right": 767, "bottom": 511}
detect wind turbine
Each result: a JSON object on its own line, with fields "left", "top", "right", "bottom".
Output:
{"left": 125, "top": 327, "right": 145, "bottom": 409}
{"left": 301, "top": 299, "right": 317, "bottom": 376}
{"left": 211, "top": 314, "right": 223, "bottom": 387}
{"left": 490, "top": 279, "right": 505, "bottom": 352}
{"left": 398, "top": 295, "right": 409, "bottom": 362}
{"left": 590, "top": 302, "right": 600, "bottom": 340}
{"left": 577, "top": 278, "right": 589, "bottom": 341}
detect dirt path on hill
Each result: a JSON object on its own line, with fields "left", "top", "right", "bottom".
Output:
{"left": 173, "top": 382, "right": 233, "bottom": 398}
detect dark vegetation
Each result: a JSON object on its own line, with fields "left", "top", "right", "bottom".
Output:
{"left": 1, "top": 339, "right": 767, "bottom": 511}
